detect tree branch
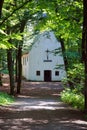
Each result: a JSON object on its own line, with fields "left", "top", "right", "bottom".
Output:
{"left": 0, "top": 0, "right": 32, "bottom": 26}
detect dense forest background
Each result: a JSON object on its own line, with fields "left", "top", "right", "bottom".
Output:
{"left": 0, "top": 0, "right": 87, "bottom": 112}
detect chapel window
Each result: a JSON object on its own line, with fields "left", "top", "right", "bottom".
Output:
{"left": 55, "top": 71, "right": 59, "bottom": 76}
{"left": 36, "top": 71, "right": 40, "bottom": 76}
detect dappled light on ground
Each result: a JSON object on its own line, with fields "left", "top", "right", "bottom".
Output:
{"left": 9, "top": 96, "right": 68, "bottom": 111}
{"left": 3, "top": 83, "right": 9, "bottom": 87}
{"left": 0, "top": 79, "right": 87, "bottom": 130}
{"left": 0, "top": 112, "right": 87, "bottom": 130}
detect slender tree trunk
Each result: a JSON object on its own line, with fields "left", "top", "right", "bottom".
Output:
{"left": 7, "top": 49, "right": 15, "bottom": 95}
{"left": 0, "top": 0, "right": 4, "bottom": 18}
{"left": 15, "top": 50, "right": 18, "bottom": 82}
{"left": 17, "top": 45, "right": 22, "bottom": 94}
{"left": 0, "top": 73, "right": 2, "bottom": 86}
{"left": 0, "top": 57, "right": 2, "bottom": 86}
{"left": 82, "top": 23, "right": 85, "bottom": 62}
{"left": 16, "top": 19, "right": 27, "bottom": 94}
{"left": 82, "top": 0, "right": 87, "bottom": 112}
{"left": 59, "top": 37, "right": 68, "bottom": 70}
{"left": 59, "top": 37, "right": 74, "bottom": 88}
{"left": 84, "top": 60, "right": 87, "bottom": 111}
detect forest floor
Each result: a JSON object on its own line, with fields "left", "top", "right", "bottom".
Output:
{"left": 0, "top": 75, "right": 87, "bottom": 130}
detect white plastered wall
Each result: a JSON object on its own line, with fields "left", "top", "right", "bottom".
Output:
{"left": 26, "top": 31, "right": 66, "bottom": 81}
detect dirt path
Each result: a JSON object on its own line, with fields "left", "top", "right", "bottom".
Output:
{"left": 0, "top": 81, "right": 87, "bottom": 130}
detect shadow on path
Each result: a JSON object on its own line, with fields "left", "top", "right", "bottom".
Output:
{"left": 0, "top": 82, "right": 87, "bottom": 130}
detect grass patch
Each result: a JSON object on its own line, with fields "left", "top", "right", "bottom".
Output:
{"left": 61, "top": 88, "right": 84, "bottom": 110}
{"left": 0, "top": 92, "right": 15, "bottom": 105}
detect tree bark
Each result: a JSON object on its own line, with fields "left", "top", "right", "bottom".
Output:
{"left": 0, "top": 0, "right": 4, "bottom": 18}
{"left": 82, "top": 0, "right": 87, "bottom": 112}
{"left": 0, "top": 73, "right": 2, "bottom": 86}
{"left": 16, "top": 18, "right": 28, "bottom": 94}
{"left": 7, "top": 49, "right": 15, "bottom": 95}
{"left": 59, "top": 37, "right": 68, "bottom": 71}
{"left": 17, "top": 46, "right": 22, "bottom": 94}
{"left": 15, "top": 49, "right": 18, "bottom": 82}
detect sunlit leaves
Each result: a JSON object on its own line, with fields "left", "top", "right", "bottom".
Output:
{"left": 34, "top": 0, "right": 83, "bottom": 46}
{"left": 10, "top": 33, "right": 22, "bottom": 40}
{"left": 61, "top": 88, "right": 84, "bottom": 110}
{"left": 0, "top": 30, "right": 21, "bottom": 49}
{"left": 0, "top": 92, "right": 14, "bottom": 105}
{"left": 0, "top": 29, "right": 7, "bottom": 35}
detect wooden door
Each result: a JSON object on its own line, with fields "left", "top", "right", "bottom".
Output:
{"left": 44, "top": 70, "right": 51, "bottom": 81}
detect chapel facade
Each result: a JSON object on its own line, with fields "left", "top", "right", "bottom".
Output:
{"left": 22, "top": 31, "right": 66, "bottom": 81}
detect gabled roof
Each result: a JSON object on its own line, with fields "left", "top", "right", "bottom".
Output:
{"left": 22, "top": 30, "right": 54, "bottom": 55}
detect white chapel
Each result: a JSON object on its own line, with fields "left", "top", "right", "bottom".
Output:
{"left": 22, "top": 30, "right": 66, "bottom": 81}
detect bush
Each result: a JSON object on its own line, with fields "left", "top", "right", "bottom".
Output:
{"left": 0, "top": 92, "right": 15, "bottom": 105}
{"left": 62, "top": 63, "right": 84, "bottom": 92}
{"left": 61, "top": 88, "right": 84, "bottom": 110}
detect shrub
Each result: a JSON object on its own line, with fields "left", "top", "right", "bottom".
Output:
{"left": 61, "top": 88, "right": 84, "bottom": 110}
{"left": 0, "top": 92, "right": 15, "bottom": 105}
{"left": 62, "top": 63, "right": 84, "bottom": 92}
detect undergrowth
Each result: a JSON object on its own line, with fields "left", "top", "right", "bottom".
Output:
{"left": 0, "top": 92, "right": 15, "bottom": 105}
{"left": 61, "top": 88, "right": 84, "bottom": 110}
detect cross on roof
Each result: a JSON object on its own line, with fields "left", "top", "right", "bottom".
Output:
{"left": 45, "top": 49, "right": 50, "bottom": 60}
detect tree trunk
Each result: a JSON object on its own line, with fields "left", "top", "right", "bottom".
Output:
{"left": 15, "top": 50, "right": 18, "bottom": 82}
{"left": 84, "top": 61, "right": 87, "bottom": 111}
{"left": 17, "top": 45, "right": 22, "bottom": 94}
{"left": 59, "top": 37, "right": 74, "bottom": 89}
{"left": 0, "top": 73, "right": 2, "bottom": 86}
{"left": 7, "top": 49, "right": 15, "bottom": 95}
{"left": 16, "top": 18, "right": 28, "bottom": 94}
{"left": 59, "top": 37, "right": 68, "bottom": 71}
{"left": 0, "top": 0, "right": 4, "bottom": 18}
{"left": 82, "top": 0, "right": 87, "bottom": 112}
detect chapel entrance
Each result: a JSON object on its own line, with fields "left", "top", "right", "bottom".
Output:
{"left": 44, "top": 70, "right": 51, "bottom": 82}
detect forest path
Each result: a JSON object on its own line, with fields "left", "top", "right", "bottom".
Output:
{"left": 0, "top": 81, "right": 87, "bottom": 130}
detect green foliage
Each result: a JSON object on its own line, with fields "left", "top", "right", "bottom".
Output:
{"left": 0, "top": 0, "right": 84, "bottom": 99}
{"left": 64, "top": 51, "right": 81, "bottom": 64}
{"left": 32, "top": 0, "right": 83, "bottom": 70}
{"left": 62, "top": 63, "right": 84, "bottom": 92}
{"left": 1, "top": 69, "right": 9, "bottom": 74}
{"left": 61, "top": 88, "right": 84, "bottom": 110}
{"left": 0, "top": 92, "right": 15, "bottom": 105}
{"left": 0, "top": 29, "right": 16, "bottom": 49}
{"left": 0, "top": 50, "right": 8, "bottom": 74}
